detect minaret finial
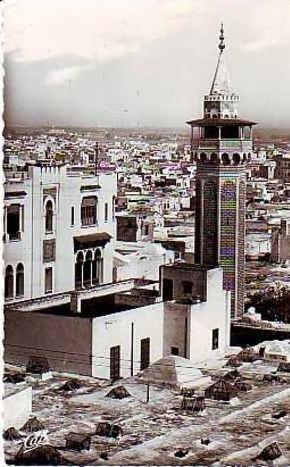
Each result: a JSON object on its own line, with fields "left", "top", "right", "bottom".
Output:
{"left": 219, "top": 22, "right": 225, "bottom": 53}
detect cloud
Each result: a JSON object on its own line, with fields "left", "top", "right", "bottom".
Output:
{"left": 44, "top": 65, "right": 93, "bottom": 85}
{"left": 4, "top": 0, "right": 290, "bottom": 127}
{"left": 239, "top": 0, "right": 290, "bottom": 52}
{"left": 4, "top": 0, "right": 197, "bottom": 63}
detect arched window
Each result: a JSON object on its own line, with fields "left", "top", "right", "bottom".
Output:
{"left": 16, "top": 263, "right": 24, "bottom": 297}
{"left": 81, "top": 197, "right": 97, "bottom": 226}
{"left": 93, "top": 249, "right": 103, "bottom": 285}
{"left": 5, "top": 265, "right": 14, "bottom": 299}
{"left": 45, "top": 200, "right": 53, "bottom": 233}
{"left": 75, "top": 252, "right": 84, "bottom": 289}
{"left": 84, "top": 250, "right": 93, "bottom": 286}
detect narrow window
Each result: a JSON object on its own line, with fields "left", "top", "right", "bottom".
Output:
{"left": 212, "top": 328, "right": 219, "bottom": 350}
{"left": 171, "top": 346, "right": 179, "bottom": 356}
{"left": 16, "top": 263, "right": 24, "bottom": 297}
{"left": 112, "top": 196, "right": 115, "bottom": 221}
{"left": 81, "top": 196, "right": 97, "bottom": 226}
{"left": 183, "top": 281, "right": 193, "bottom": 294}
{"left": 163, "top": 278, "right": 173, "bottom": 301}
{"left": 110, "top": 345, "right": 120, "bottom": 380}
{"left": 45, "top": 200, "right": 53, "bottom": 233}
{"left": 45, "top": 267, "right": 53, "bottom": 294}
{"left": 71, "top": 206, "right": 75, "bottom": 226}
{"left": 104, "top": 203, "right": 108, "bottom": 222}
{"left": 140, "top": 338, "right": 150, "bottom": 370}
{"left": 5, "top": 265, "right": 14, "bottom": 299}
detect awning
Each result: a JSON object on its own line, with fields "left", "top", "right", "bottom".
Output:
{"left": 74, "top": 232, "right": 111, "bottom": 252}
{"left": 5, "top": 191, "right": 27, "bottom": 199}
{"left": 81, "top": 196, "right": 97, "bottom": 206}
{"left": 186, "top": 117, "right": 257, "bottom": 127}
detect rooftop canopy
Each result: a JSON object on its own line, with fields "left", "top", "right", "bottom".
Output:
{"left": 186, "top": 117, "right": 257, "bottom": 127}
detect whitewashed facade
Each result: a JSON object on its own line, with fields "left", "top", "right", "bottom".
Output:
{"left": 5, "top": 267, "right": 230, "bottom": 379}
{"left": 4, "top": 163, "right": 117, "bottom": 302}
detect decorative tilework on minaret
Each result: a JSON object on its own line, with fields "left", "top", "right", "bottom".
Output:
{"left": 187, "top": 25, "right": 257, "bottom": 318}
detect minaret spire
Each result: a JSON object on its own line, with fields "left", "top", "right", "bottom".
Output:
{"left": 209, "top": 23, "right": 231, "bottom": 97}
{"left": 219, "top": 22, "right": 225, "bottom": 53}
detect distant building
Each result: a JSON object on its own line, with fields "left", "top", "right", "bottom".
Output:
{"left": 116, "top": 215, "right": 154, "bottom": 243}
{"left": 246, "top": 233, "right": 271, "bottom": 260}
{"left": 275, "top": 154, "right": 290, "bottom": 182}
{"left": 259, "top": 160, "right": 276, "bottom": 180}
{"left": 272, "top": 219, "right": 290, "bottom": 263}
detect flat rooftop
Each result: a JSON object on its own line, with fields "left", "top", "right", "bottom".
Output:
{"left": 14, "top": 292, "right": 157, "bottom": 319}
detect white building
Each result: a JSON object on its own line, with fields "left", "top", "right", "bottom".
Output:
{"left": 4, "top": 384, "right": 32, "bottom": 430}
{"left": 4, "top": 162, "right": 117, "bottom": 302}
{"left": 5, "top": 265, "right": 230, "bottom": 379}
{"left": 113, "top": 242, "right": 174, "bottom": 282}
{"left": 246, "top": 233, "right": 271, "bottom": 260}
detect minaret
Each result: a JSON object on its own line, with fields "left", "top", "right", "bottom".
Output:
{"left": 95, "top": 141, "right": 100, "bottom": 175}
{"left": 187, "top": 25, "right": 257, "bottom": 318}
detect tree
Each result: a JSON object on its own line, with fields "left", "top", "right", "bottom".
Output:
{"left": 246, "top": 282, "right": 290, "bottom": 323}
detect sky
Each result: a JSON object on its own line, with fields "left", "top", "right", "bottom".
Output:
{"left": 4, "top": 0, "right": 290, "bottom": 128}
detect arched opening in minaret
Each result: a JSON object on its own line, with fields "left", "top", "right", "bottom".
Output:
{"left": 200, "top": 153, "right": 207, "bottom": 163}
{"left": 221, "top": 126, "right": 239, "bottom": 139}
{"left": 210, "top": 153, "right": 219, "bottom": 164}
{"left": 222, "top": 153, "right": 230, "bottom": 165}
{"left": 233, "top": 153, "right": 241, "bottom": 165}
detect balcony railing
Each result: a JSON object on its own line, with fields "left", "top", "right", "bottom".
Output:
{"left": 192, "top": 139, "right": 252, "bottom": 151}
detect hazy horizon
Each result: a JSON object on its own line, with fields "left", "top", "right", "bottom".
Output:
{"left": 4, "top": 1, "right": 290, "bottom": 129}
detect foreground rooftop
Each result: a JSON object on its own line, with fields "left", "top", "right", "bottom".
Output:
{"left": 4, "top": 355, "right": 290, "bottom": 465}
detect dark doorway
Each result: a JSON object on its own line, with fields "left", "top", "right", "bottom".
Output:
{"left": 110, "top": 345, "right": 120, "bottom": 380}
{"left": 163, "top": 278, "right": 173, "bottom": 301}
{"left": 171, "top": 346, "right": 179, "bottom": 356}
{"left": 140, "top": 338, "right": 150, "bottom": 370}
